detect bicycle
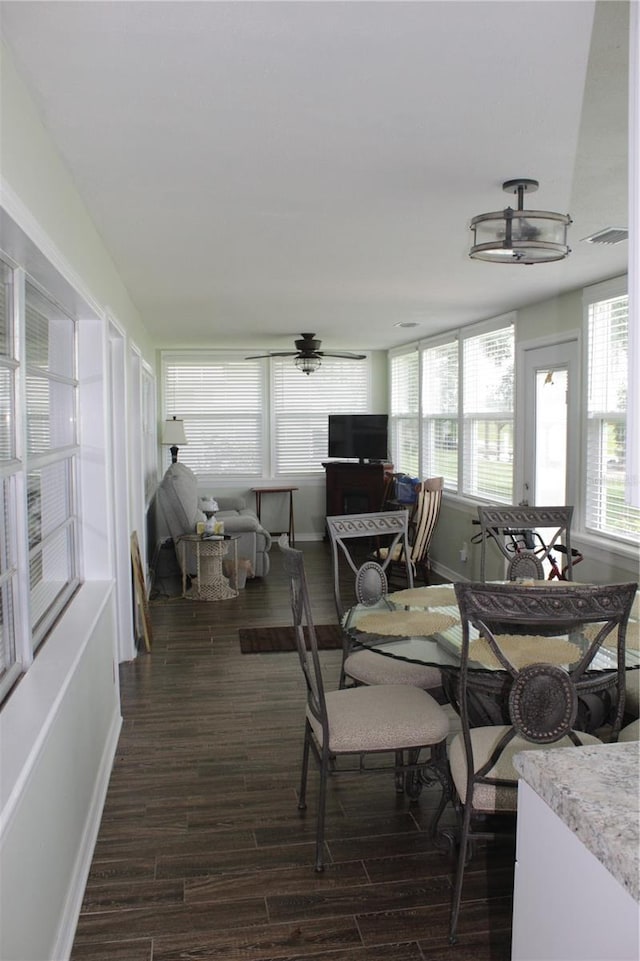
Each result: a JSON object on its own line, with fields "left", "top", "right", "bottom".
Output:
{"left": 471, "top": 520, "right": 583, "bottom": 580}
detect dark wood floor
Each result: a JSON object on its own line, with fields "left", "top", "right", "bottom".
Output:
{"left": 70, "top": 542, "right": 513, "bottom": 961}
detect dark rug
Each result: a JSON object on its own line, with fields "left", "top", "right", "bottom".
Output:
{"left": 239, "top": 624, "right": 343, "bottom": 653}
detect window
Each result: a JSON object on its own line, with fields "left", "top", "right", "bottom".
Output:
{"left": 389, "top": 350, "right": 419, "bottom": 476}
{"left": 163, "top": 353, "right": 266, "bottom": 475}
{"left": 389, "top": 317, "right": 514, "bottom": 502}
{"left": 162, "top": 352, "right": 372, "bottom": 476}
{"left": 585, "top": 282, "right": 640, "bottom": 541}
{"left": 461, "top": 321, "right": 514, "bottom": 502}
{"left": 0, "top": 261, "right": 20, "bottom": 699}
{"left": 421, "top": 337, "right": 458, "bottom": 489}
{"left": 0, "top": 262, "right": 80, "bottom": 701}
{"left": 141, "top": 365, "right": 157, "bottom": 505}
{"left": 25, "top": 281, "right": 80, "bottom": 646}
{"left": 273, "top": 358, "right": 369, "bottom": 474}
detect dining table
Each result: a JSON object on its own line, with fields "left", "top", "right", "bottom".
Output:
{"left": 343, "top": 581, "right": 640, "bottom": 732}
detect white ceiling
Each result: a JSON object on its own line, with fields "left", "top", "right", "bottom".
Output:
{"left": 0, "top": 1, "right": 629, "bottom": 353}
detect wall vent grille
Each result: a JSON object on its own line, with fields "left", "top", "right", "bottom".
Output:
{"left": 582, "top": 227, "right": 628, "bottom": 245}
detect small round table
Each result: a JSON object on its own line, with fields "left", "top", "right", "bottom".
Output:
{"left": 178, "top": 534, "right": 239, "bottom": 601}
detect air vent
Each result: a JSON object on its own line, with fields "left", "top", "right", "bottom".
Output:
{"left": 582, "top": 227, "right": 628, "bottom": 246}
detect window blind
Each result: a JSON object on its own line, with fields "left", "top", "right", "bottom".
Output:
{"left": 586, "top": 293, "right": 640, "bottom": 540}
{"left": 389, "top": 350, "right": 419, "bottom": 476}
{"left": 25, "top": 281, "right": 80, "bottom": 650}
{"left": 421, "top": 338, "right": 458, "bottom": 489}
{"left": 163, "top": 354, "right": 265, "bottom": 475}
{"left": 273, "top": 358, "right": 369, "bottom": 474}
{"left": 462, "top": 323, "right": 514, "bottom": 502}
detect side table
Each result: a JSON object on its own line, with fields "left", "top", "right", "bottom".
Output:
{"left": 178, "top": 534, "right": 239, "bottom": 601}
{"left": 251, "top": 486, "right": 298, "bottom": 546}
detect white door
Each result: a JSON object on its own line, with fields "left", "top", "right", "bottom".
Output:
{"left": 519, "top": 339, "right": 580, "bottom": 507}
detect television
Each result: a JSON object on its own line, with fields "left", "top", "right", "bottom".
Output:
{"left": 328, "top": 414, "right": 389, "bottom": 463}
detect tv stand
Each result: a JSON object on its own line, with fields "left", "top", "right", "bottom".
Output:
{"left": 323, "top": 461, "right": 393, "bottom": 519}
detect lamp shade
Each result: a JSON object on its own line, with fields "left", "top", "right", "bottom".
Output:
{"left": 162, "top": 417, "right": 187, "bottom": 446}
{"left": 469, "top": 179, "right": 571, "bottom": 265}
{"left": 295, "top": 355, "right": 321, "bottom": 375}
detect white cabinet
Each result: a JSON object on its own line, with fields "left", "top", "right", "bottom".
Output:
{"left": 512, "top": 779, "right": 640, "bottom": 961}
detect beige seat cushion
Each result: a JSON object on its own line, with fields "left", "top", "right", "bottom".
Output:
{"left": 449, "top": 726, "right": 601, "bottom": 813}
{"left": 618, "top": 719, "right": 640, "bottom": 742}
{"left": 625, "top": 669, "right": 640, "bottom": 718}
{"left": 308, "top": 684, "right": 449, "bottom": 754}
{"left": 344, "top": 649, "right": 441, "bottom": 690}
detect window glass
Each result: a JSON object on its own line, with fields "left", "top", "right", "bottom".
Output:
{"left": 586, "top": 292, "right": 640, "bottom": 540}
{"left": 273, "top": 357, "right": 369, "bottom": 474}
{"left": 421, "top": 339, "right": 458, "bottom": 488}
{"left": 391, "top": 321, "right": 513, "bottom": 499}
{"left": 389, "top": 351, "right": 419, "bottom": 475}
{"left": 0, "top": 476, "right": 17, "bottom": 689}
{"left": 163, "top": 354, "right": 265, "bottom": 475}
{"left": 0, "top": 263, "right": 15, "bottom": 461}
{"left": 462, "top": 324, "right": 514, "bottom": 501}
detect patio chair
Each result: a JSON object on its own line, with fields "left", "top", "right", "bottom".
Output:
{"left": 446, "top": 579, "right": 637, "bottom": 943}
{"left": 326, "top": 511, "right": 441, "bottom": 693}
{"left": 477, "top": 504, "right": 577, "bottom": 582}
{"left": 278, "top": 537, "right": 450, "bottom": 871}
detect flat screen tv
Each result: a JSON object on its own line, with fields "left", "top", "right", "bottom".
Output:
{"left": 328, "top": 414, "right": 388, "bottom": 463}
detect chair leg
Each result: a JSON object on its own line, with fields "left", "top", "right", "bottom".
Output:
{"left": 298, "top": 722, "right": 311, "bottom": 810}
{"left": 315, "top": 750, "right": 330, "bottom": 872}
{"left": 394, "top": 750, "right": 405, "bottom": 793}
{"left": 449, "top": 802, "right": 474, "bottom": 944}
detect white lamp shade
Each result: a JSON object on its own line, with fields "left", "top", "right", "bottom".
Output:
{"left": 162, "top": 417, "right": 187, "bottom": 445}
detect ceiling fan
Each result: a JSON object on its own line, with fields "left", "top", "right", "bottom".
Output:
{"left": 245, "top": 333, "right": 366, "bottom": 375}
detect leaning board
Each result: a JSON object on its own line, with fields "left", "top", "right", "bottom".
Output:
{"left": 130, "top": 531, "right": 152, "bottom": 652}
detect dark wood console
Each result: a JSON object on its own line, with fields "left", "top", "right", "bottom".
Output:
{"left": 323, "top": 461, "right": 393, "bottom": 518}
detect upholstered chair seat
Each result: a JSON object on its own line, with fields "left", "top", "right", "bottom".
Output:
{"left": 449, "top": 725, "right": 601, "bottom": 812}
{"left": 308, "top": 683, "right": 449, "bottom": 755}
{"left": 618, "top": 718, "right": 640, "bottom": 742}
{"left": 343, "top": 649, "right": 442, "bottom": 689}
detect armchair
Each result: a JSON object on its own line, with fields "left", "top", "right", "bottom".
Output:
{"left": 155, "top": 463, "right": 272, "bottom": 579}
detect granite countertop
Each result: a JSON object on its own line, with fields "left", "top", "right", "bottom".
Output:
{"left": 514, "top": 742, "right": 640, "bottom": 902}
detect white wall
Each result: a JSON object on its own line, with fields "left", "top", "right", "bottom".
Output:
{"left": 0, "top": 41, "right": 155, "bottom": 961}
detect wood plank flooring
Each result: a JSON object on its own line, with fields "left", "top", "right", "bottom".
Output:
{"left": 70, "top": 542, "right": 514, "bottom": 961}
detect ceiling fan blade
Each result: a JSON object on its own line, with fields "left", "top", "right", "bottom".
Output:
{"left": 244, "top": 351, "right": 297, "bottom": 359}
{"left": 320, "top": 351, "right": 367, "bottom": 360}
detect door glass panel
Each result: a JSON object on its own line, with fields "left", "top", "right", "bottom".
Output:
{"left": 534, "top": 368, "right": 567, "bottom": 504}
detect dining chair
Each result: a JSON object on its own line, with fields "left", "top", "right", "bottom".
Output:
{"left": 374, "top": 476, "right": 444, "bottom": 587}
{"left": 326, "top": 511, "right": 441, "bottom": 693}
{"left": 278, "top": 536, "right": 450, "bottom": 871}
{"left": 477, "top": 504, "right": 578, "bottom": 582}
{"left": 446, "top": 579, "right": 637, "bottom": 943}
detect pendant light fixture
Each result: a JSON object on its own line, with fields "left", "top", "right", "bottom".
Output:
{"left": 469, "top": 179, "right": 572, "bottom": 264}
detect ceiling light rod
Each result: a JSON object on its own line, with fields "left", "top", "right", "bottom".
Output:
{"left": 469, "top": 178, "right": 572, "bottom": 264}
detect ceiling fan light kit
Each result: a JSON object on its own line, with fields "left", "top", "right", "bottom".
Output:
{"left": 245, "top": 333, "right": 366, "bottom": 374}
{"left": 469, "top": 179, "right": 572, "bottom": 264}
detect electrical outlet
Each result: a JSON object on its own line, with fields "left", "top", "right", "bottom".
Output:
{"left": 459, "top": 542, "right": 468, "bottom": 563}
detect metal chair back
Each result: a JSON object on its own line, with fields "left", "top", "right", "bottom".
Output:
{"left": 326, "top": 510, "right": 412, "bottom": 620}
{"left": 477, "top": 504, "right": 574, "bottom": 581}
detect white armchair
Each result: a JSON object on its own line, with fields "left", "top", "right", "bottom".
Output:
{"left": 155, "top": 463, "right": 272, "bottom": 579}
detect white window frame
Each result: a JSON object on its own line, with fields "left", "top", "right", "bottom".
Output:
{"left": 582, "top": 276, "right": 639, "bottom": 546}
{"left": 0, "top": 258, "right": 81, "bottom": 703}
{"left": 421, "top": 333, "right": 459, "bottom": 491}
{"left": 273, "top": 355, "right": 372, "bottom": 476}
{"left": 161, "top": 351, "right": 374, "bottom": 480}
{"left": 388, "top": 347, "right": 419, "bottom": 477}
{"left": 388, "top": 314, "right": 514, "bottom": 504}
{"left": 460, "top": 315, "right": 515, "bottom": 504}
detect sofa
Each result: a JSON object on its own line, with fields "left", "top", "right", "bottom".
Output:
{"left": 155, "top": 462, "right": 272, "bottom": 579}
